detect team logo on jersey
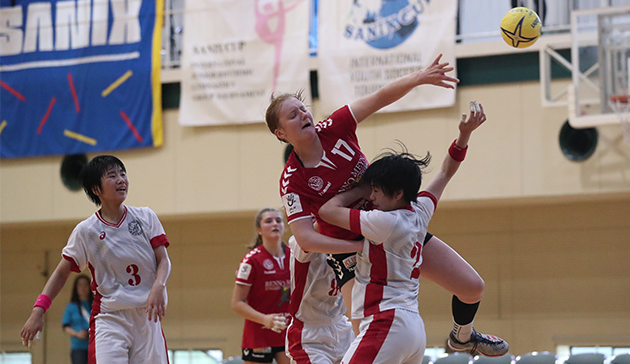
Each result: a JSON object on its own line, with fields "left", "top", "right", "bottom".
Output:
{"left": 263, "top": 259, "right": 274, "bottom": 270}
{"left": 282, "top": 193, "right": 303, "bottom": 216}
{"left": 99, "top": 231, "right": 106, "bottom": 240}
{"left": 279, "top": 286, "right": 291, "bottom": 306}
{"left": 237, "top": 262, "right": 252, "bottom": 280}
{"left": 345, "top": 0, "right": 428, "bottom": 49}
{"left": 308, "top": 176, "right": 324, "bottom": 191}
{"left": 127, "top": 220, "right": 144, "bottom": 236}
{"left": 343, "top": 255, "right": 357, "bottom": 271}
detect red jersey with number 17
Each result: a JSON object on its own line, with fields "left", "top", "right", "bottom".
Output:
{"left": 280, "top": 105, "right": 370, "bottom": 240}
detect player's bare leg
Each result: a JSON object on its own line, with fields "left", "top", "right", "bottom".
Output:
{"left": 340, "top": 278, "right": 360, "bottom": 336}
{"left": 420, "top": 236, "right": 508, "bottom": 357}
{"left": 420, "top": 236, "right": 483, "bottom": 303}
{"left": 274, "top": 352, "right": 290, "bottom": 364}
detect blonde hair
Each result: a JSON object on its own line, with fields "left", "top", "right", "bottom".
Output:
{"left": 265, "top": 90, "right": 306, "bottom": 141}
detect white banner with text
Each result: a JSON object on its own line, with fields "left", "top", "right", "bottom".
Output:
{"left": 318, "top": 0, "right": 457, "bottom": 115}
{"left": 179, "top": 0, "right": 311, "bottom": 126}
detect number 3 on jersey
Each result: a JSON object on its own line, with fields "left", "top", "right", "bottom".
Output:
{"left": 127, "top": 264, "right": 142, "bottom": 286}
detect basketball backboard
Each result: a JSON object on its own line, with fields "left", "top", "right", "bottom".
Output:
{"left": 568, "top": 5, "right": 630, "bottom": 129}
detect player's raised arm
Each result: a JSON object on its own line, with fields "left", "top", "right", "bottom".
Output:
{"left": 349, "top": 54, "right": 460, "bottom": 123}
{"left": 424, "top": 101, "right": 486, "bottom": 202}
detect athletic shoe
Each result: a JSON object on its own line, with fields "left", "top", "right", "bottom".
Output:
{"left": 448, "top": 329, "right": 509, "bottom": 357}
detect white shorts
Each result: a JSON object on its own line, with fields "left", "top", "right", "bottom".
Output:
{"left": 91, "top": 307, "right": 168, "bottom": 364}
{"left": 287, "top": 315, "right": 354, "bottom": 364}
{"left": 342, "top": 308, "right": 425, "bottom": 364}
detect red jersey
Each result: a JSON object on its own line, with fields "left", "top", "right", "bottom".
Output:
{"left": 235, "top": 245, "right": 291, "bottom": 349}
{"left": 280, "top": 105, "right": 370, "bottom": 240}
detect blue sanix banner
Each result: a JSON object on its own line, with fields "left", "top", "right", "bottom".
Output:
{"left": 0, "top": 0, "right": 163, "bottom": 158}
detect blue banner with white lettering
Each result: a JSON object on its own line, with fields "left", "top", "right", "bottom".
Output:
{"left": 0, "top": 0, "right": 163, "bottom": 158}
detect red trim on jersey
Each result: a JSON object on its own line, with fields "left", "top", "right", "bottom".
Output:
{"left": 150, "top": 234, "right": 170, "bottom": 249}
{"left": 63, "top": 254, "right": 81, "bottom": 273}
{"left": 88, "top": 262, "right": 99, "bottom": 298}
{"left": 95, "top": 206, "right": 127, "bottom": 227}
{"left": 418, "top": 191, "right": 438, "bottom": 209}
{"left": 364, "top": 244, "right": 387, "bottom": 316}
{"left": 349, "top": 209, "right": 362, "bottom": 235}
{"left": 88, "top": 286, "right": 102, "bottom": 364}
{"left": 348, "top": 309, "right": 396, "bottom": 364}
{"left": 287, "top": 318, "right": 312, "bottom": 364}
{"left": 162, "top": 328, "right": 170, "bottom": 364}
{"left": 290, "top": 260, "right": 310, "bottom": 316}
{"left": 401, "top": 204, "right": 414, "bottom": 212}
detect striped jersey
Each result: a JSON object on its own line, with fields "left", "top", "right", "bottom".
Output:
{"left": 348, "top": 192, "right": 437, "bottom": 318}
{"left": 62, "top": 206, "right": 169, "bottom": 313}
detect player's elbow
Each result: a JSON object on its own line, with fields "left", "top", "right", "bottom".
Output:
{"left": 292, "top": 231, "right": 319, "bottom": 253}
{"left": 318, "top": 206, "right": 332, "bottom": 224}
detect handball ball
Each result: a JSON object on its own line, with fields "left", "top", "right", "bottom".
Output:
{"left": 500, "top": 7, "right": 541, "bottom": 49}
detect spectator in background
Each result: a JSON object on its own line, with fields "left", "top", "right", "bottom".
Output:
{"left": 62, "top": 274, "right": 93, "bottom": 364}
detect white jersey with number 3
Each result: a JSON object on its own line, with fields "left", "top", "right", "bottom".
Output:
{"left": 62, "top": 206, "right": 170, "bottom": 313}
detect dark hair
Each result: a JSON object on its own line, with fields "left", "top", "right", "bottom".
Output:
{"left": 265, "top": 90, "right": 306, "bottom": 141}
{"left": 80, "top": 155, "right": 126, "bottom": 206}
{"left": 361, "top": 147, "right": 431, "bottom": 204}
{"left": 70, "top": 274, "right": 93, "bottom": 311}
{"left": 248, "top": 207, "right": 283, "bottom": 249}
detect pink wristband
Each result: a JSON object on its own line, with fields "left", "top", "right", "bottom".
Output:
{"left": 448, "top": 139, "right": 468, "bottom": 162}
{"left": 33, "top": 294, "right": 52, "bottom": 313}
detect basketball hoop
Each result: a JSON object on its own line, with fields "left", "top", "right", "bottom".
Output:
{"left": 609, "top": 95, "right": 630, "bottom": 144}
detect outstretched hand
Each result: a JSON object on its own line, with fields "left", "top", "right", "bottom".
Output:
{"left": 417, "top": 54, "right": 460, "bottom": 89}
{"left": 459, "top": 101, "right": 486, "bottom": 134}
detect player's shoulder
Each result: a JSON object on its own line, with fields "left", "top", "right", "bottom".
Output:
{"left": 125, "top": 205, "right": 156, "bottom": 216}
{"left": 315, "top": 105, "right": 353, "bottom": 132}
{"left": 242, "top": 246, "right": 264, "bottom": 263}
{"left": 280, "top": 158, "right": 303, "bottom": 195}
{"left": 74, "top": 213, "right": 100, "bottom": 231}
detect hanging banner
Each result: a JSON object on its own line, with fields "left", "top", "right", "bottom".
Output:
{"left": 179, "top": 0, "right": 311, "bottom": 126}
{"left": 0, "top": 0, "right": 163, "bottom": 158}
{"left": 318, "top": 0, "right": 457, "bottom": 115}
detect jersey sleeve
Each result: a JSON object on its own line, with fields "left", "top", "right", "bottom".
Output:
{"left": 349, "top": 209, "right": 397, "bottom": 244}
{"left": 145, "top": 208, "right": 169, "bottom": 249}
{"left": 318, "top": 105, "right": 359, "bottom": 145}
{"left": 61, "top": 223, "right": 89, "bottom": 273}
{"left": 235, "top": 253, "right": 258, "bottom": 287}
{"left": 416, "top": 191, "right": 437, "bottom": 220}
{"left": 281, "top": 191, "right": 314, "bottom": 225}
{"left": 288, "top": 236, "right": 317, "bottom": 263}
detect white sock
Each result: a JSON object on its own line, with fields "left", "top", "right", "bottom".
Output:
{"left": 453, "top": 321, "right": 474, "bottom": 343}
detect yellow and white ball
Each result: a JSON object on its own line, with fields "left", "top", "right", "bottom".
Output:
{"left": 500, "top": 7, "right": 542, "bottom": 49}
